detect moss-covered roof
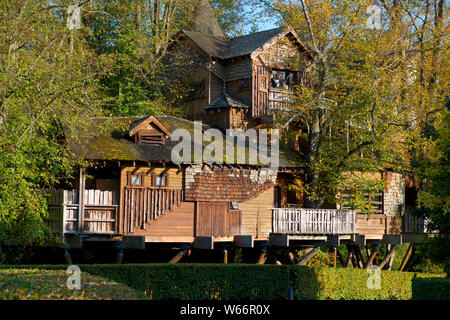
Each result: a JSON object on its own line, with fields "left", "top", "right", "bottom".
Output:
{"left": 67, "top": 115, "right": 305, "bottom": 168}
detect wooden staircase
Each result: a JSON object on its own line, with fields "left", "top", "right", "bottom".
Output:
{"left": 129, "top": 202, "right": 195, "bottom": 242}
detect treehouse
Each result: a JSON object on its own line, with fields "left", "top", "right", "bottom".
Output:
{"left": 45, "top": 6, "right": 428, "bottom": 267}
{"left": 45, "top": 114, "right": 427, "bottom": 267}
{"left": 172, "top": 26, "right": 311, "bottom": 131}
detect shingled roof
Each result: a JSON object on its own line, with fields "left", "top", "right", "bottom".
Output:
{"left": 204, "top": 94, "right": 250, "bottom": 110}
{"left": 181, "top": 27, "right": 287, "bottom": 60}
{"left": 67, "top": 116, "right": 305, "bottom": 168}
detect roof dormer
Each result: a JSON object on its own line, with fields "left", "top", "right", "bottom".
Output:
{"left": 129, "top": 116, "right": 172, "bottom": 145}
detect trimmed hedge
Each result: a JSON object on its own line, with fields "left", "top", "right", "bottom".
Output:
{"left": 412, "top": 278, "right": 450, "bottom": 300}
{"left": 289, "top": 266, "right": 443, "bottom": 300}
{"left": 83, "top": 264, "right": 291, "bottom": 300}
{"left": 0, "top": 268, "right": 144, "bottom": 300}
{"left": 0, "top": 264, "right": 445, "bottom": 300}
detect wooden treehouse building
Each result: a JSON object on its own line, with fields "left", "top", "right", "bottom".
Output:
{"left": 46, "top": 6, "right": 428, "bottom": 268}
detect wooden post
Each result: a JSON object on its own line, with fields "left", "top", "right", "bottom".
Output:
{"left": 364, "top": 245, "right": 379, "bottom": 269}
{"left": 78, "top": 168, "right": 86, "bottom": 234}
{"left": 378, "top": 245, "right": 398, "bottom": 270}
{"left": 257, "top": 248, "right": 267, "bottom": 265}
{"left": 168, "top": 249, "right": 187, "bottom": 264}
{"left": 345, "top": 247, "right": 353, "bottom": 268}
{"left": 288, "top": 251, "right": 295, "bottom": 264}
{"left": 399, "top": 243, "right": 414, "bottom": 272}
{"left": 354, "top": 246, "right": 365, "bottom": 268}
{"left": 223, "top": 248, "right": 228, "bottom": 264}
{"left": 115, "top": 243, "right": 125, "bottom": 264}
{"left": 297, "top": 247, "right": 319, "bottom": 266}
{"left": 62, "top": 244, "right": 72, "bottom": 265}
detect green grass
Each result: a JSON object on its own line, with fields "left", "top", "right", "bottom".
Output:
{"left": 0, "top": 268, "right": 146, "bottom": 300}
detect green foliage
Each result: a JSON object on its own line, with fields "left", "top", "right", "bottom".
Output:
{"left": 289, "top": 266, "right": 443, "bottom": 300}
{"left": 412, "top": 108, "right": 450, "bottom": 273}
{"left": 412, "top": 278, "right": 450, "bottom": 300}
{"left": 0, "top": 0, "right": 105, "bottom": 245}
{"left": 83, "top": 264, "right": 291, "bottom": 300}
{"left": 0, "top": 268, "right": 144, "bottom": 300}
{"left": 1, "top": 264, "right": 445, "bottom": 300}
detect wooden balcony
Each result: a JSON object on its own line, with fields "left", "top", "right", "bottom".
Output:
{"left": 272, "top": 208, "right": 356, "bottom": 235}
{"left": 268, "top": 88, "right": 296, "bottom": 112}
{"left": 47, "top": 189, "right": 119, "bottom": 236}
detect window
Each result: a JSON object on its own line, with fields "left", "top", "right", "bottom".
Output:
{"left": 259, "top": 76, "right": 268, "bottom": 92}
{"left": 239, "top": 78, "right": 251, "bottom": 90}
{"left": 127, "top": 172, "right": 144, "bottom": 187}
{"left": 153, "top": 172, "right": 168, "bottom": 187}
{"left": 271, "top": 69, "right": 298, "bottom": 89}
{"left": 229, "top": 201, "right": 239, "bottom": 211}
{"left": 135, "top": 130, "right": 165, "bottom": 145}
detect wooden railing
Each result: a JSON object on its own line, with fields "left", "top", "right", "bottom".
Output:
{"left": 403, "top": 211, "right": 426, "bottom": 233}
{"left": 268, "top": 88, "right": 296, "bottom": 111}
{"left": 46, "top": 189, "right": 119, "bottom": 236}
{"left": 119, "top": 188, "right": 184, "bottom": 234}
{"left": 272, "top": 208, "right": 356, "bottom": 235}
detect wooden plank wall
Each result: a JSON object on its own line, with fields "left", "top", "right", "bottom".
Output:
{"left": 252, "top": 63, "right": 269, "bottom": 117}
{"left": 196, "top": 202, "right": 241, "bottom": 237}
{"left": 355, "top": 214, "right": 386, "bottom": 240}
{"left": 239, "top": 188, "right": 274, "bottom": 239}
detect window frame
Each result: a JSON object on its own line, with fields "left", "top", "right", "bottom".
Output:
{"left": 152, "top": 172, "right": 168, "bottom": 188}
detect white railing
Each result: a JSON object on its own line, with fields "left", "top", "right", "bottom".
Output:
{"left": 272, "top": 208, "right": 356, "bottom": 235}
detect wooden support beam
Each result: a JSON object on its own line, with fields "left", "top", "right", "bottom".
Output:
{"left": 233, "top": 235, "right": 254, "bottom": 248}
{"left": 354, "top": 246, "right": 366, "bottom": 268}
{"left": 193, "top": 236, "right": 214, "bottom": 250}
{"left": 124, "top": 236, "right": 145, "bottom": 250}
{"left": 364, "top": 245, "right": 380, "bottom": 269}
{"left": 378, "top": 245, "right": 399, "bottom": 270}
{"left": 62, "top": 244, "right": 72, "bottom": 265}
{"left": 257, "top": 248, "right": 268, "bottom": 265}
{"left": 401, "top": 233, "right": 426, "bottom": 244}
{"left": 350, "top": 234, "right": 366, "bottom": 246}
{"left": 382, "top": 234, "right": 402, "bottom": 245}
{"left": 399, "top": 243, "right": 414, "bottom": 272}
{"left": 168, "top": 249, "right": 187, "bottom": 264}
{"left": 345, "top": 248, "right": 354, "bottom": 268}
{"left": 115, "top": 243, "right": 125, "bottom": 264}
{"left": 297, "top": 247, "right": 319, "bottom": 266}
{"left": 269, "top": 234, "right": 289, "bottom": 247}
{"left": 288, "top": 251, "right": 295, "bottom": 264}
{"left": 223, "top": 248, "right": 228, "bottom": 264}
{"left": 78, "top": 168, "right": 86, "bottom": 234}
{"left": 327, "top": 235, "right": 340, "bottom": 247}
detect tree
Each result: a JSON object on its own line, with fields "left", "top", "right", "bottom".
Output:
{"left": 264, "top": 0, "right": 448, "bottom": 209}
{"left": 413, "top": 101, "right": 449, "bottom": 274}
{"left": 0, "top": 0, "right": 108, "bottom": 245}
